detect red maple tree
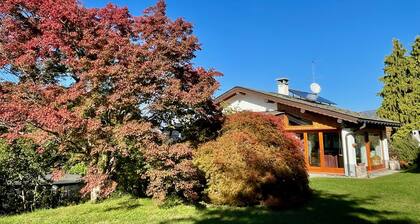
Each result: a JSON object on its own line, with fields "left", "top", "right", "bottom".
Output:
{"left": 0, "top": 0, "right": 222, "bottom": 199}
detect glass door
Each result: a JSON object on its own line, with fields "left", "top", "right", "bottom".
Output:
{"left": 368, "top": 133, "right": 385, "bottom": 170}
{"left": 298, "top": 131, "right": 344, "bottom": 174}
{"left": 355, "top": 132, "right": 385, "bottom": 171}
{"left": 307, "top": 132, "right": 320, "bottom": 167}
{"left": 355, "top": 134, "right": 368, "bottom": 166}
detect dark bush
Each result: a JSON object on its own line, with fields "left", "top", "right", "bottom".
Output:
{"left": 195, "top": 112, "right": 310, "bottom": 208}
{"left": 114, "top": 151, "right": 148, "bottom": 197}
{"left": 0, "top": 139, "right": 49, "bottom": 214}
{"left": 0, "top": 139, "right": 80, "bottom": 214}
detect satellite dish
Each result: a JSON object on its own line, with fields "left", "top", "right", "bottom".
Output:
{"left": 310, "top": 82, "right": 321, "bottom": 94}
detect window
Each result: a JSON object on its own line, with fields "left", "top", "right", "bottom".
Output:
{"left": 287, "top": 114, "right": 313, "bottom": 126}
{"left": 355, "top": 134, "right": 368, "bottom": 165}
{"left": 368, "top": 133, "right": 383, "bottom": 167}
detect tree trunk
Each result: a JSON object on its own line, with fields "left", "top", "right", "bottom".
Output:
{"left": 90, "top": 185, "right": 101, "bottom": 203}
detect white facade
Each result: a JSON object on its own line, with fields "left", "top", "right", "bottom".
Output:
{"left": 382, "top": 132, "right": 390, "bottom": 169}
{"left": 223, "top": 93, "right": 277, "bottom": 113}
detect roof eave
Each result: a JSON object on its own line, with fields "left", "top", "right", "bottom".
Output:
{"left": 216, "top": 87, "right": 359, "bottom": 123}
{"left": 216, "top": 86, "right": 401, "bottom": 127}
{"left": 358, "top": 118, "right": 401, "bottom": 127}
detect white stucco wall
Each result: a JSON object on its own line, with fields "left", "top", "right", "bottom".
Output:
{"left": 223, "top": 93, "right": 277, "bottom": 112}
{"left": 341, "top": 129, "right": 357, "bottom": 177}
{"left": 382, "top": 131, "right": 390, "bottom": 168}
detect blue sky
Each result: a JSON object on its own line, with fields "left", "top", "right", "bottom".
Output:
{"left": 3, "top": 1, "right": 419, "bottom": 112}
{"left": 81, "top": 0, "right": 420, "bottom": 112}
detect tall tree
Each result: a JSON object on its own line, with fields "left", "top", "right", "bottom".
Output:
{"left": 402, "top": 37, "right": 420, "bottom": 138}
{"left": 378, "top": 38, "right": 420, "bottom": 139}
{"left": 0, "top": 0, "right": 222, "bottom": 199}
{"left": 378, "top": 39, "right": 409, "bottom": 122}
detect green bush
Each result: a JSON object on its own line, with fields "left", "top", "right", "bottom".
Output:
{"left": 391, "top": 135, "right": 420, "bottom": 168}
{"left": 195, "top": 112, "right": 310, "bottom": 208}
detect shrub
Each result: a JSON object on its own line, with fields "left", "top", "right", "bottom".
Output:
{"left": 195, "top": 112, "right": 310, "bottom": 208}
{"left": 391, "top": 135, "right": 420, "bottom": 168}
{"left": 144, "top": 143, "right": 205, "bottom": 203}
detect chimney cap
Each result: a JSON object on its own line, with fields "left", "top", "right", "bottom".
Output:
{"left": 276, "top": 77, "right": 289, "bottom": 83}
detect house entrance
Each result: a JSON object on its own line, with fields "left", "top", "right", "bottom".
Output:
{"left": 355, "top": 132, "right": 385, "bottom": 171}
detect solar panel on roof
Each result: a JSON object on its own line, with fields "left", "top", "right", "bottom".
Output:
{"left": 289, "top": 89, "right": 336, "bottom": 105}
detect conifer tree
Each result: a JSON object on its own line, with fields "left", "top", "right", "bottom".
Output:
{"left": 402, "top": 37, "right": 420, "bottom": 138}
{"left": 378, "top": 38, "right": 420, "bottom": 140}
{"left": 378, "top": 40, "right": 409, "bottom": 122}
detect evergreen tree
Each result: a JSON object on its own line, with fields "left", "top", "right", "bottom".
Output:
{"left": 378, "top": 39, "right": 409, "bottom": 122}
{"left": 402, "top": 37, "right": 420, "bottom": 138}
{"left": 378, "top": 38, "right": 420, "bottom": 140}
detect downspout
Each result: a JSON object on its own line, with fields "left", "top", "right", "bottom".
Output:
{"left": 344, "top": 121, "right": 366, "bottom": 176}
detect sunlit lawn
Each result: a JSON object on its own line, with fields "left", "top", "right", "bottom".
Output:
{"left": 1, "top": 169, "right": 419, "bottom": 224}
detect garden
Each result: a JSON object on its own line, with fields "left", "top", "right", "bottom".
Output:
{"left": 0, "top": 0, "right": 419, "bottom": 223}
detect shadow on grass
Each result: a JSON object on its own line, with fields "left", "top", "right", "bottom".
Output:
{"left": 403, "top": 165, "right": 420, "bottom": 173}
{"left": 102, "top": 200, "right": 142, "bottom": 212}
{"left": 160, "top": 191, "right": 416, "bottom": 224}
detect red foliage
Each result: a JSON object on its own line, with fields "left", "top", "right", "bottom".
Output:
{"left": 0, "top": 83, "right": 84, "bottom": 146}
{"left": 51, "top": 168, "right": 65, "bottom": 182}
{"left": 144, "top": 143, "right": 204, "bottom": 202}
{"left": 0, "top": 0, "right": 221, "bottom": 199}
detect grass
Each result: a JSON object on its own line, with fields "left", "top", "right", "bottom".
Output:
{"left": 1, "top": 169, "right": 419, "bottom": 224}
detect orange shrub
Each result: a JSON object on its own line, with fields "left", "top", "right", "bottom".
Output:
{"left": 194, "top": 112, "right": 310, "bottom": 208}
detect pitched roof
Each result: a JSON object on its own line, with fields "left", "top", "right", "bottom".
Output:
{"left": 45, "top": 174, "right": 83, "bottom": 185}
{"left": 216, "top": 86, "right": 400, "bottom": 127}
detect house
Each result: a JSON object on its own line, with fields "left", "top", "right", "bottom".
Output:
{"left": 216, "top": 78, "right": 400, "bottom": 177}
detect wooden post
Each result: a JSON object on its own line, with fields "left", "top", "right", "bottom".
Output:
{"left": 303, "top": 132, "right": 309, "bottom": 167}
{"left": 319, "top": 132, "right": 325, "bottom": 168}
{"left": 365, "top": 133, "right": 372, "bottom": 171}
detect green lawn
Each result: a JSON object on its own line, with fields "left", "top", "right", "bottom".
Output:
{"left": 1, "top": 170, "right": 419, "bottom": 224}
